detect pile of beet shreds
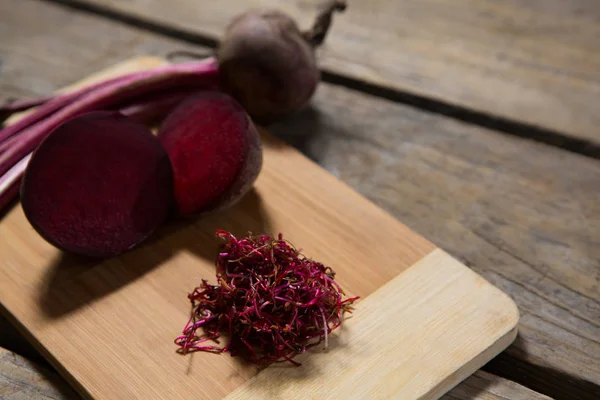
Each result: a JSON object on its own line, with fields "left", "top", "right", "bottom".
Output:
{"left": 175, "top": 230, "right": 359, "bottom": 366}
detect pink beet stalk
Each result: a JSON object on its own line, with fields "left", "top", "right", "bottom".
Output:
{"left": 0, "top": 73, "right": 146, "bottom": 153}
{"left": 0, "top": 153, "right": 31, "bottom": 211}
{"left": 0, "top": 58, "right": 219, "bottom": 178}
{"left": 0, "top": 74, "right": 134, "bottom": 144}
{"left": 0, "top": 89, "right": 192, "bottom": 153}
{"left": 119, "top": 89, "right": 199, "bottom": 124}
{"left": 0, "top": 57, "right": 218, "bottom": 145}
{"left": 1, "top": 97, "right": 51, "bottom": 115}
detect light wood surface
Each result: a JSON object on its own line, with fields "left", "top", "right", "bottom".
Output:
{"left": 0, "top": 57, "right": 517, "bottom": 399}
{"left": 1, "top": 1, "right": 599, "bottom": 398}
{"left": 80, "top": 0, "right": 600, "bottom": 144}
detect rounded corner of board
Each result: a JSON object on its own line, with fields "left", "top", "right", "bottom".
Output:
{"left": 418, "top": 248, "right": 520, "bottom": 329}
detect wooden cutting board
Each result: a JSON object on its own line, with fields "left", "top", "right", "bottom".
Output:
{"left": 0, "top": 58, "right": 518, "bottom": 400}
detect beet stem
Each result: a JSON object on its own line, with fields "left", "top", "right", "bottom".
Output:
{"left": 303, "top": 0, "right": 347, "bottom": 46}
{"left": 0, "top": 97, "right": 52, "bottom": 123}
{"left": 0, "top": 74, "right": 135, "bottom": 145}
{"left": 119, "top": 89, "right": 198, "bottom": 124}
{"left": 0, "top": 58, "right": 219, "bottom": 180}
{"left": 0, "top": 153, "right": 30, "bottom": 211}
{"left": 0, "top": 58, "right": 218, "bottom": 145}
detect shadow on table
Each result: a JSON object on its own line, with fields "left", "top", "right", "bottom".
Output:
{"left": 268, "top": 105, "right": 323, "bottom": 159}
{"left": 37, "top": 188, "right": 273, "bottom": 319}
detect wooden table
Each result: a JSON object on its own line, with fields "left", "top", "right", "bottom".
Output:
{"left": 0, "top": 0, "right": 598, "bottom": 399}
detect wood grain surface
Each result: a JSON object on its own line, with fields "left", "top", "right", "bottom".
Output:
{"left": 71, "top": 0, "right": 600, "bottom": 144}
{"left": 1, "top": 1, "right": 599, "bottom": 399}
{"left": 1, "top": 341, "right": 552, "bottom": 400}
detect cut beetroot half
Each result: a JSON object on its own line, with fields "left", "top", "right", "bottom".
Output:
{"left": 21, "top": 111, "right": 174, "bottom": 258}
{"left": 157, "top": 92, "right": 262, "bottom": 216}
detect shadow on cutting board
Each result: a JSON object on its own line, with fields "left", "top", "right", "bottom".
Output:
{"left": 222, "top": 324, "right": 352, "bottom": 397}
{"left": 37, "top": 188, "right": 273, "bottom": 319}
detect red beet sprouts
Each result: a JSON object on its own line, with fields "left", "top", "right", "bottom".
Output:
{"left": 175, "top": 230, "right": 359, "bottom": 366}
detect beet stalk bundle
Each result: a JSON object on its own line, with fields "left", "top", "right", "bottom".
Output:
{"left": 175, "top": 230, "right": 359, "bottom": 366}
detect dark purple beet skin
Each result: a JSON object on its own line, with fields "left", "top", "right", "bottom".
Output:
{"left": 157, "top": 92, "right": 263, "bottom": 216}
{"left": 21, "top": 111, "right": 174, "bottom": 258}
{"left": 217, "top": 9, "right": 320, "bottom": 124}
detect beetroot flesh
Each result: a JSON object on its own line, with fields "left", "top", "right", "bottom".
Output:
{"left": 157, "top": 92, "right": 262, "bottom": 216}
{"left": 21, "top": 111, "right": 173, "bottom": 258}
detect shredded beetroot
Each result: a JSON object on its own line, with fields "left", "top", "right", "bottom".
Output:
{"left": 175, "top": 230, "right": 359, "bottom": 366}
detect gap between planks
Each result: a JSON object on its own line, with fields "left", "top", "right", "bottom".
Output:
{"left": 35, "top": 0, "right": 600, "bottom": 161}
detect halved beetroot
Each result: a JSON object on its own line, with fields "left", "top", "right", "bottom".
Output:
{"left": 157, "top": 92, "right": 262, "bottom": 216}
{"left": 21, "top": 111, "right": 173, "bottom": 258}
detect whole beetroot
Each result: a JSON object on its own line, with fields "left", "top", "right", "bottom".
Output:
{"left": 217, "top": 0, "right": 347, "bottom": 123}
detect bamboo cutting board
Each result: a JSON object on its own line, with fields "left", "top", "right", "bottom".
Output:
{"left": 0, "top": 58, "right": 518, "bottom": 400}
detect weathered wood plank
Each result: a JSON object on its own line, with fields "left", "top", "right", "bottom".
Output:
{"left": 1, "top": 344, "right": 550, "bottom": 400}
{"left": 441, "top": 371, "right": 552, "bottom": 400}
{"left": 0, "top": 314, "right": 45, "bottom": 365}
{"left": 0, "top": 347, "right": 79, "bottom": 400}
{"left": 71, "top": 0, "right": 600, "bottom": 144}
{"left": 1, "top": 1, "right": 599, "bottom": 399}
